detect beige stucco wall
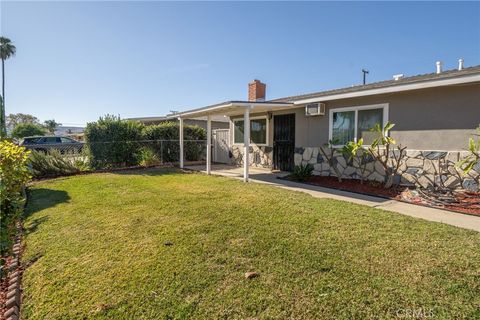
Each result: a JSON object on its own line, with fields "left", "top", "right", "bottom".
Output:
{"left": 324, "top": 83, "right": 480, "bottom": 150}
{"left": 230, "top": 83, "right": 480, "bottom": 151}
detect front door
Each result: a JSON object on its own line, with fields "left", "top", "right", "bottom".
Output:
{"left": 273, "top": 114, "right": 295, "bottom": 171}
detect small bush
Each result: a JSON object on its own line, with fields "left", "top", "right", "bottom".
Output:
{"left": 367, "top": 122, "right": 407, "bottom": 189}
{"left": 292, "top": 163, "right": 314, "bottom": 182}
{"left": 29, "top": 149, "right": 89, "bottom": 178}
{"left": 0, "top": 140, "right": 31, "bottom": 255}
{"left": 457, "top": 126, "right": 480, "bottom": 191}
{"left": 137, "top": 147, "right": 161, "bottom": 167}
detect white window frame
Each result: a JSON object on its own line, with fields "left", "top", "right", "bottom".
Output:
{"left": 232, "top": 116, "right": 269, "bottom": 146}
{"left": 328, "top": 103, "right": 389, "bottom": 147}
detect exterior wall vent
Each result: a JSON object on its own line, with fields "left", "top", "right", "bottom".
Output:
{"left": 305, "top": 103, "right": 326, "bottom": 116}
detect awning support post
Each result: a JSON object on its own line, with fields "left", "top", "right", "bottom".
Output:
{"left": 206, "top": 115, "right": 212, "bottom": 175}
{"left": 179, "top": 117, "right": 184, "bottom": 169}
{"left": 243, "top": 107, "right": 250, "bottom": 182}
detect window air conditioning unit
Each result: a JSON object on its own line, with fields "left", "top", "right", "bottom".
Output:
{"left": 305, "top": 103, "right": 326, "bottom": 116}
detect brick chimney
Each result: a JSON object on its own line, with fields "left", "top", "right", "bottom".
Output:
{"left": 248, "top": 79, "right": 266, "bottom": 101}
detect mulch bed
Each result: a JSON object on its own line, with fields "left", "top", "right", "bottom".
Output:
{"left": 284, "top": 175, "right": 480, "bottom": 217}
{"left": 0, "top": 258, "right": 10, "bottom": 319}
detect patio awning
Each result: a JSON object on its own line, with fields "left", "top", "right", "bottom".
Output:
{"left": 177, "top": 100, "right": 294, "bottom": 183}
{"left": 175, "top": 100, "right": 294, "bottom": 119}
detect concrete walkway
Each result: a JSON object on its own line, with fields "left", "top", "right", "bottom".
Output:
{"left": 186, "top": 165, "right": 480, "bottom": 232}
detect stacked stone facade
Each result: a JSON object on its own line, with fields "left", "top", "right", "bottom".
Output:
{"left": 231, "top": 145, "right": 273, "bottom": 168}
{"left": 294, "top": 147, "right": 479, "bottom": 191}
{"left": 229, "top": 145, "right": 479, "bottom": 191}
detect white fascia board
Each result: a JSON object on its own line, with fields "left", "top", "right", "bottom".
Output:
{"left": 177, "top": 102, "right": 293, "bottom": 118}
{"left": 176, "top": 103, "right": 236, "bottom": 118}
{"left": 293, "top": 74, "right": 480, "bottom": 105}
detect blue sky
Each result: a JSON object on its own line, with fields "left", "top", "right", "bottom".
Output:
{"left": 2, "top": 1, "right": 479, "bottom": 126}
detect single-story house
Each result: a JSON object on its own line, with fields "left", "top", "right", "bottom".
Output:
{"left": 172, "top": 60, "right": 480, "bottom": 189}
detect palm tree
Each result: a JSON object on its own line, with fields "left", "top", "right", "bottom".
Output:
{"left": 0, "top": 37, "right": 16, "bottom": 137}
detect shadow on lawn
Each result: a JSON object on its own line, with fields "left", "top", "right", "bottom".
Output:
{"left": 112, "top": 166, "right": 181, "bottom": 177}
{"left": 24, "top": 188, "right": 71, "bottom": 234}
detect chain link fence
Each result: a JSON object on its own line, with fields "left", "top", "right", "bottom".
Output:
{"left": 26, "top": 139, "right": 208, "bottom": 178}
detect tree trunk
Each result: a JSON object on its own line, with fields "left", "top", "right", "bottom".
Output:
{"left": 384, "top": 174, "right": 394, "bottom": 189}
{"left": 1, "top": 58, "right": 5, "bottom": 137}
{"left": 1, "top": 58, "right": 4, "bottom": 102}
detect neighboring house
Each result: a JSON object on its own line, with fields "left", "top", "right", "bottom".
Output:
{"left": 127, "top": 115, "right": 229, "bottom": 130}
{"left": 54, "top": 126, "right": 85, "bottom": 141}
{"left": 172, "top": 60, "right": 480, "bottom": 190}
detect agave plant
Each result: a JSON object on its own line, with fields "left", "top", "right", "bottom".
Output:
{"left": 292, "top": 163, "right": 314, "bottom": 182}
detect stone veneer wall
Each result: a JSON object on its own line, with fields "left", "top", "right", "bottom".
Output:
{"left": 294, "top": 147, "right": 479, "bottom": 191}
{"left": 228, "top": 145, "right": 479, "bottom": 191}
{"left": 231, "top": 145, "right": 273, "bottom": 168}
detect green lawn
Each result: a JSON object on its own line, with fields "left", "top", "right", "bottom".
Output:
{"left": 22, "top": 169, "right": 480, "bottom": 319}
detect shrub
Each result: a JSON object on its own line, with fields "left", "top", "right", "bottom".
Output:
{"left": 137, "top": 147, "right": 161, "bottom": 167}
{"left": 29, "top": 149, "right": 89, "bottom": 178}
{"left": 11, "top": 123, "right": 46, "bottom": 138}
{"left": 319, "top": 139, "right": 343, "bottom": 182}
{"left": 84, "top": 117, "right": 207, "bottom": 168}
{"left": 292, "top": 163, "right": 314, "bottom": 182}
{"left": 0, "top": 140, "right": 31, "bottom": 256}
{"left": 142, "top": 122, "right": 206, "bottom": 162}
{"left": 367, "top": 122, "right": 407, "bottom": 189}
{"left": 457, "top": 126, "right": 480, "bottom": 190}
{"left": 85, "top": 115, "right": 144, "bottom": 168}
{"left": 342, "top": 138, "right": 370, "bottom": 184}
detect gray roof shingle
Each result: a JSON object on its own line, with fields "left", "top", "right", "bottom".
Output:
{"left": 270, "top": 65, "right": 480, "bottom": 103}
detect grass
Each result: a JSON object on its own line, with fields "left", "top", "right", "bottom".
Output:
{"left": 22, "top": 168, "right": 480, "bottom": 319}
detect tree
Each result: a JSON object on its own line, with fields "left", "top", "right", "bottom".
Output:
{"left": 367, "top": 122, "right": 407, "bottom": 188}
{"left": 6, "top": 113, "right": 40, "bottom": 132}
{"left": 11, "top": 123, "right": 46, "bottom": 138}
{"left": 0, "top": 37, "right": 16, "bottom": 138}
{"left": 457, "top": 126, "right": 480, "bottom": 191}
{"left": 44, "top": 119, "right": 61, "bottom": 134}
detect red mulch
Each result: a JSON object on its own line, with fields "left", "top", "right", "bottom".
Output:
{"left": 305, "top": 175, "right": 405, "bottom": 199}
{"left": 286, "top": 175, "right": 480, "bottom": 217}
{"left": 0, "top": 256, "right": 12, "bottom": 320}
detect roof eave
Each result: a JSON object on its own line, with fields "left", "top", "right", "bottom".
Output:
{"left": 292, "top": 73, "right": 480, "bottom": 104}
{"left": 176, "top": 101, "right": 294, "bottom": 118}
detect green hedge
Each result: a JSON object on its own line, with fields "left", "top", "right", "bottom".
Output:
{"left": 0, "top": 140, "right": 31, "bottom": 256}
{"left": 85, "top": 116, "right": 206, "bottom": 168}
{"left": 85, "top": 115, "right": 145, "bottom": 168}
{"left": 143, "top": 122, "right": 206, "bottom": 162}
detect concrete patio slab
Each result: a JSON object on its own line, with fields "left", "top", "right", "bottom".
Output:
{"left": 185, "top": 164, "right": 480, "bottom": 232}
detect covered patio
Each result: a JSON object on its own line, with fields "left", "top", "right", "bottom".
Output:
{"left": 176, "top": 101, "right": 293, "bottom": 182}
